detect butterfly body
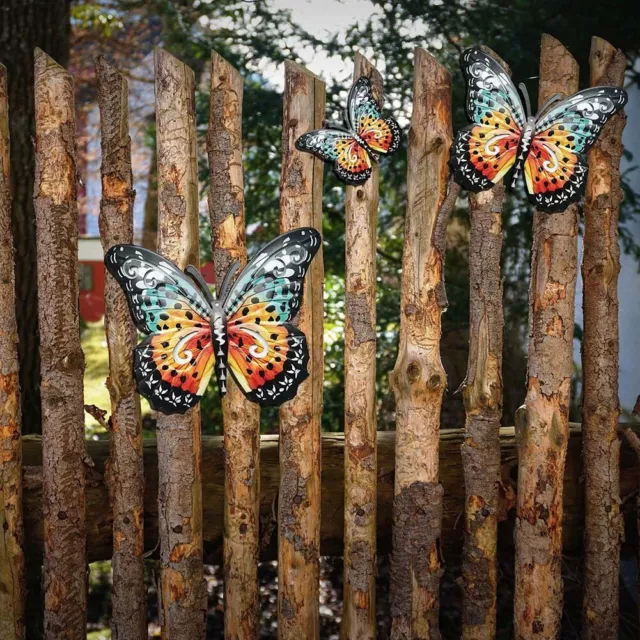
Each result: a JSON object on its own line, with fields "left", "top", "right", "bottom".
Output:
{"left": 450, "top": 47, "right": 627, "bottom": 212}
{"left": 295, "top": 76, "right": 401, "bottom": 185}
{"left": 106, "top": 229, "right": 321, "bottom": 414}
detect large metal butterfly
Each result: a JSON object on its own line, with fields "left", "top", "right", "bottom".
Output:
{"left": 105, "top": 228, "right": 321, "bottom": 414}
{"left": 295, "top": 76, "right": 402, "bottom": 186}
{"left": 450, "top": 47, "right": 628, "bottom": 212}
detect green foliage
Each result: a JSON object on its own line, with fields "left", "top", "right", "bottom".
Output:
{"left": 92, "top": 0, "right": 640, "bottom": 432}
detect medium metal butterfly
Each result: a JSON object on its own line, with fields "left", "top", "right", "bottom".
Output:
{"left": 105, "top": 228, "right": 321, "bottom": 414}
{"left": 450, "top": 46, "right": 627, "bottom": 212}
{"left": 295, "top": 76, "right": 402, "bottom": 186}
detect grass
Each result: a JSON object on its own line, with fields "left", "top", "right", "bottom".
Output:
{"left": 82, "top": 320, "right": 153, "bottom": 436}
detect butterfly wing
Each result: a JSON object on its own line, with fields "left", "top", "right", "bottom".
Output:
{"left": 525, "top": 86, "right": 628, "bottom": 211}
{"left": 296, "top": 128, "right": 373, "bottom": 186}
{"left": 346, "top": 76, "right": 402, "bottom": 156}
{"left": 450, "top": 47, "right": 525, "bottom": 191}
{"left": 222, "top": 228, "right": 321, "bottom": 406}
{"left": 134, "top": 327, "right": 215, "bottom": 414}
{"left": 105, "top": 244, "right": 216, "bottom": 414}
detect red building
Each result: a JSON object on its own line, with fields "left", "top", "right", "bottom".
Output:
{"left": 78, "top": 238, "right": 216, "bottom": 323}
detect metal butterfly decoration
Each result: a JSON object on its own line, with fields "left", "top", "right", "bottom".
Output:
{"left": 450, "top": 46, "right": 628, "bottom": 212}
{"left": 295, "top": 76, "right": 402, "bottom": 186}
{"left": 105, "top": 228, "right": 321, "bottom": 414}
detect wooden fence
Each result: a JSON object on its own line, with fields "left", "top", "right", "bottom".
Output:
{"left": 0, "top": 33, "right": 635, "bottom": 640}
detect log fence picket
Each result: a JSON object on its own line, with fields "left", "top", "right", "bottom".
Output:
{"left": 514, "top": 34, "right": 580, "bottom": 639}
{"left": 342, "top": 52, "right": 381, "bottom": 640}
{"left": 277, "top": 60, "right": 325, "bottom": 640}
{"left": 0, "top": 60, "right": 25, "bottom": 640}
{"left": 207, "top": 51, "right": 262, "bottom": 639}
{"left": 154, "top": 48, "right": 207, "bottom": 639}
{"left": 96, "top": 55, "right": 146, "bottom": 640}
{"left": 0, "top": 37, "right": 630, "bottom": 639}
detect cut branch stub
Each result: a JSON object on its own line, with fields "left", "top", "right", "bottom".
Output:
{"left": 33, "top": 48, "right": 88, "bottom": 639}
{"left": 342, "top": 51, "right": 380, "bottom": 640}
{"left": 581, "top": 36, "right": 626, "bottom": 638}
{"left": 207, "top": 50, "right": 261, "bottom": 640}
{"left": 514, "top": 34, "right": 579, "bottom": 640}
{"left": 389, "top": 46, "right": 452, "bottom": 640}
{"left": 459, "top": 46, "right": 507, "bottom": 640}
{"left": 0, "top": 60, "right": 25, "bottom": 640}
{"left": 278, "top": 60, "right": 325, "bottom": 640}
{"left": 154, "top": 47, "right": 206, "bottom": 640}
{"left": 96, "top": 55, "right": 146, "bottom": 640}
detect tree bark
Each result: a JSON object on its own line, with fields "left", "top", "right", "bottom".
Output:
{"left": 19, "top": 425, "right": 640, "bottom": 563}
{"left": 342, "top": 52, "right": 380, "bottom": 640}
{"left": 96, "top": 56, "right": 146, "bottom": 640}
{"left": 389, "top": 47, "right": 452, "bottom": 640}
{"left": 278, "top": 61, "right": 325, "bottom": 640}
{"left": 0, "top": 61, "right": 25, "bottom": 640}
{"left": 460, "top": 46, "right": 507, "bottom": 640}
{"left": 0, "top": 0, "right": 71, "bottom": 435}
{"left": 34, "top": 49, "right": 87, "bottom": 640}
{"left": 154, "top": 48, "right": 206, "bottom": 640}
{"left": 514, "top": 34, "right": 579, "bottom": 640}
{"left": 581, "top": 37, "right": 626, "bottom": 638}
{"left": 207, "top": 51, "right": 261, "bottom": 640}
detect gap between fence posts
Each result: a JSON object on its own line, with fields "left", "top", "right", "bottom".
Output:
{"left": 389, "top": 46, "right": 453, "bottom": 640}
{"left": 154, "top": 47, "right": 206, "bottom": 640}
{"left": 95, "top": 55, "right": 146, "bottom": 640}
{"left": 513, "top": 34, "right": 579, "bottom": 640}
{"left": 278, "top": 60, "right": 325, "bottom": 640}
{"left": 581, "top": 35, "right": 627, "bottom": 638}
{"left": 0, "top": 60, "right": 25, "bottom": 640}
{"left": 342, "top": 52, "right": 380, "bottom": 640}
{"left": 459, "top": 45, "right": 507, "bottom": 640}
{"left": 207, "top": 50, "right": 262, "bottom": 640}
{"left": 33, "top": 47, "right": 87, "bottom": 640}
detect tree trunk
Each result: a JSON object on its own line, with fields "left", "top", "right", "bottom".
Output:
{"left": 207, "top": 51, "right": 261, "bottom": 640}
{"left": 19, "top": 425, "right": 640, "bottom": 563}
{"left": 96, "top": 56, "right": 146, "bottom": 640}
{"left": 460, "top": 47, "right": 507, "bottom": 640}
{"left": 154, "top": 48, "right": 206, "bottom": 640}
{"left": 581, "top": 36, "right": 626, "bottom": 638}
{"left": 278, "top": 61, "right": 325, "bottom": 640}
{"left": 34, "top": 49, "right": 87, "bottom": 640}
{"left": 342, "top": 52, "right": 380, "bottom": 640}
{"left": 389, "top": 47, "right": 453, "bottom": 640}
{"left": 514, "top": 34, "right": 579, "bottom": 640}
{"left": 0, "top": 61, "right": 25, "bottom": 640}
{"left": 0, "top": 0, "right": 70, "bottom": 435}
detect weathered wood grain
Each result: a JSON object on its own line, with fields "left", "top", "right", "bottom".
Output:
{"left": 96, "top": 55, "right": 146, "bottom": 640}
{"left": 207, "top": 51, "right": 261, "bottom": 640}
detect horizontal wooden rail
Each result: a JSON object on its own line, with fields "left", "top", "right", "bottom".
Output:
{"left": 20, "top": 426, "right": 640, "bottom": 564}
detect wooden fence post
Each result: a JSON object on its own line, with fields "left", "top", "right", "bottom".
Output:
{"left": 96, "top": 56, "right": 146, "bottom": 640}
{"left": 460, "top": 46, "right": 507, "bottom": 640}
{"left": 389, "top": 47, "right": 453, "bottom": 640}
{"left": 278, "top": 61, "right": 325, "bottom": 640}
{"left": 154, "top": 47, "right": 206, "bottom": 639}
{"left": 513, "top": 34, "right": 579, "bottom": 639}
{"left": 581, "top": 36, "right": 627, "bottom": 637}
{"left": 342, "top": 52, "right": 380, "bottom": 640}
{"left": 33, "top": 48, "right": 87, "bottom": 639}
{"left": 207, "top": 51, "right": 261, "bottom": 639}
{"left": 0, "top": 61, "right": 25, "bottom": 640}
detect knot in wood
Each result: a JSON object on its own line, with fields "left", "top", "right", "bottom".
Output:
{"left": 406, "top": 361, "right": 421, "bottom": 383}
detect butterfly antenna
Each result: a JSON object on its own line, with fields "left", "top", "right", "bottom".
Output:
{"left": 218, "top": 260, "right": 242, "bottom": 305}
{"left": 185, "top": 265, "right": 215, "bottom": 306}
{"left": 537, "top": 92, "right": 563, "bottom": 116}
{"left": 518, "top": 82, "right": 532, "bottom": 119}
